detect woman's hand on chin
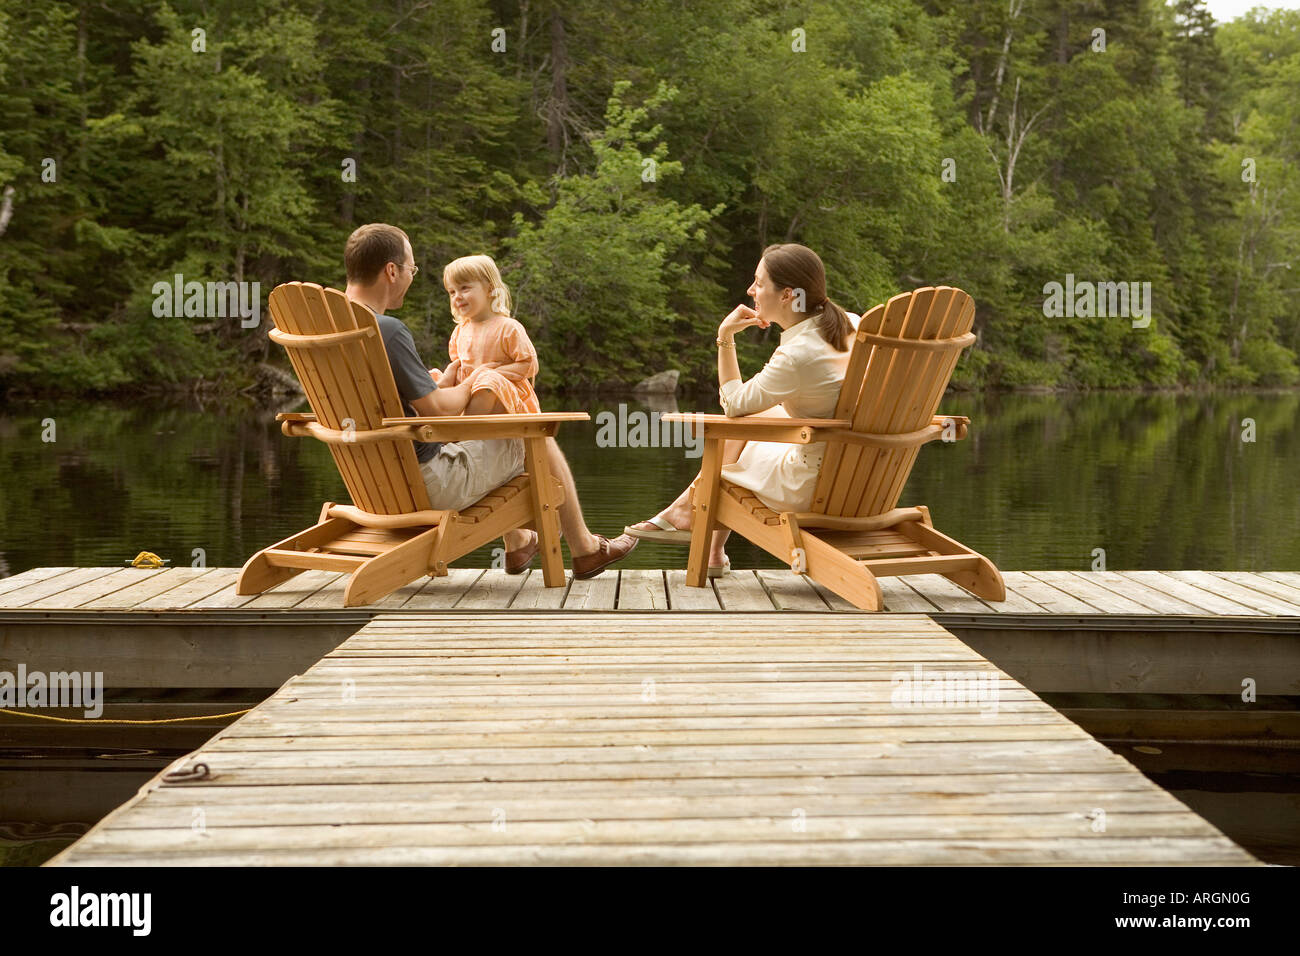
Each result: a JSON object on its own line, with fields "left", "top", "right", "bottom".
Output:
{"left": 719, "top": 304, "right": 766, "bottom": 339}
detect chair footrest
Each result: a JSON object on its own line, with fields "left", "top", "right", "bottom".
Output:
{"left": 819, "top": 528, "right": 932, "bottom": 559}
{"left": 859, "top": 553, "right": 981, "bottom": 577}
{"left": 262, "top": 548, "right": 367, "bottom": 573}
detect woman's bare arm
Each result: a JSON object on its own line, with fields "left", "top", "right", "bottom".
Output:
{"left": 716, "top": 304, "right": 766, "bottom": 386}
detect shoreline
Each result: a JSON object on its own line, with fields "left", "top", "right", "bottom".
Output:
{"left": 3, "top": 382, "right": 1300, "bottom": 406}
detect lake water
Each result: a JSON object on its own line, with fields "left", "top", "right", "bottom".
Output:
{"left": 1, "top": 389, "right": 1298, "bottom": 574}
{"left": 1, "top": 390, "right": 1298, "bottom": 866}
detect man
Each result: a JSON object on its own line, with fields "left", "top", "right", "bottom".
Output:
{"left": 341, "top": 223, "right": 636, "bottom": 578}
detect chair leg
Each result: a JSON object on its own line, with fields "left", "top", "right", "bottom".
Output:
{"left": 803, "top": 533, "right": 883, "bottom": 611}
{"left": 709, "top": 490, "right": 884, "bottom": 609}
{"left": 899, "top": 513, "right": 1005, "bottom": 601}
{"left": 686, "top": 438, "right": 723, "bottom": 588}
{"left": 524, "top": 437, "right": 565, "bottom": 587}
{"left": 236, "top": 549, "right": 305, "bottom": 596}
{"left": 236, "top": 512, "right": 355, "bottom": 595}
{"left": 946, "top": 556, "right": 1005, "bottom": 601}
{"left": 427, "top": 513, "right": 458, "bottom": 577}
{"left": 343, "top": 525, "right": 444, "bottom": 607}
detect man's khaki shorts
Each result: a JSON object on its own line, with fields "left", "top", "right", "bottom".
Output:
{"left": 419, "top": 438, "right": 526, "bottom": 512}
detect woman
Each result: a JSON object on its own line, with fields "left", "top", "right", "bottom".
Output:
{"left": 626, "top": 243, "right": 859, "bottom": 574}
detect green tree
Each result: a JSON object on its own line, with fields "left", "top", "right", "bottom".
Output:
{"left": 506, "top": 81, "right": 720, "bottom": 389}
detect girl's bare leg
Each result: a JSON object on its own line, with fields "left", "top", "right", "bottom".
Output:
{"left": 466, "top": 389, "right": 506, "bottom": 416}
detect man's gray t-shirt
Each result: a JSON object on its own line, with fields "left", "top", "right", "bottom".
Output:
{"left": 376, "top": 314, "right": 440, "bottom": 463}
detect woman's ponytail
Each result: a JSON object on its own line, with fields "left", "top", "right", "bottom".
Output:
{"left": 817, "top": 298, "right": 853, "bottom": 352}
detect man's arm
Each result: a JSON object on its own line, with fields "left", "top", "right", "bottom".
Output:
{"left": 410, "top": 380, "right": 472, "bottom": 416}
{"left": 377, "top": 316, "right": 472, "bottom": 417}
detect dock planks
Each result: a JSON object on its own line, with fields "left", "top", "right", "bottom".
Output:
{"left": 3, "top": 566, "right": 1300, "bottom": 619}
{"left": 47, "top": 613, "right": 1259, "bottom": 866}
{"left": 5, "top": 567, "right": 1297, "bottom": 696}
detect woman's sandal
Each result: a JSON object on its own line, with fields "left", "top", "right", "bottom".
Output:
{"left": 708, "top": 556, "right": 731, "bottom": 578}
{"left": 624, "top": 514, "right": 693, "bottom": 544}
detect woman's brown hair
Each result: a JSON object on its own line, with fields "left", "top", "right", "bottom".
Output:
{"left": 760, "top": 243, "right": 852, "bottom": 351}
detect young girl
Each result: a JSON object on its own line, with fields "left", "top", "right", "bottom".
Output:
{"left": 431, "top": 254, "right": 540, "bottom": 416}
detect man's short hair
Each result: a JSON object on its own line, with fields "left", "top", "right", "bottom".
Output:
{"left": 344, "top": 224, "right": 410, "bottom": 284}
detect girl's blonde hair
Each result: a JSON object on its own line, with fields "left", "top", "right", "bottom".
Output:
{"left": 442, "top": 254, "right": 513, "bottom": 323}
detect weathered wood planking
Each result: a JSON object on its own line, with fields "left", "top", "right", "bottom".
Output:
{"left": 5, "top": 567, "right": 1300, "bottom": 618}
{"left": 49, "top": 612, "right": 1259, "bottom": 866}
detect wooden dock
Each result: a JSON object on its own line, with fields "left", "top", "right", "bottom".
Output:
{"left": 46, "top": 612, "right": 1261, "bottom": 866}
{"left": 2, "top": 567, "right": 1297, "bottom": 697}
{"left": 6, "top": 565, "right": 1300, "bottom": 617}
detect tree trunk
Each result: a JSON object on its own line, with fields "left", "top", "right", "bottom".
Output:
{"left": 1050, "top": 3, "right": 1068, "bottom": 191}
{"left": 546, "top": 8, "right": 570, "bottom": 178}
{"left": 984, "top": 0, "right": 1023, "bottom": 132}
{"left": 77, "top": 3, "right": 89, "bottom": 174}
{"left": 393, "top": 0, "right": 403, "bottom": 163}
{"left": 517, "top": 0, "right": 529, "bottom": 80}
{"left": 0, "top": 186, "right": 15, "bottom": 237}
{"left": 341, "top": 75, "right": 369, "bottom": 225}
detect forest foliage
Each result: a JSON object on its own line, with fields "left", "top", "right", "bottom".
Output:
{"left": 1, "top": 0, "right": 1298, "bottom": 395}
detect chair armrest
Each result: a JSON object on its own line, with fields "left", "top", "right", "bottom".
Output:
{"left": 281, "top": 420, "right": 428, "bottom": 444}
{"left": 275, "top": 412, "right": 317, "bottom": 423}
{"left": 811, "top": 421, "right": 965, "bottom": 449}
{"left": 282, "top": 412, "right": 590, "bottom": 445}
{"left": 933, "top": 414, "right": 970, "bottom": 427}
{"left": 807, "top": 415, "right": 969, "bottom": 448}
{"left": 662, "top": 413, "right": 852, "bottom": 445}
{"left": 382, "top": 412, "right": 590, "bottom": 442}
{"left": 661, "top": 411, "right": 969, "bottom": 449}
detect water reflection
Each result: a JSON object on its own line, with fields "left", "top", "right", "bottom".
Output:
{"left": 1, "top": 390, "right": 1297, "bottom": 573}
{"left": 1, "top": 391, "right": 1298, "bottom": 866}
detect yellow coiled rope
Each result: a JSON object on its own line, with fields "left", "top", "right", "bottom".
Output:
{"left": 6, "top": 551, "right": 237, "bottom": 723}
{"left": 0, "top": 708, "right": 251, "bottom": 724}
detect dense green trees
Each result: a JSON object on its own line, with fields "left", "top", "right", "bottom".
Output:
{"left": 0, "top": 0, "right": 1296, "bottom": 395}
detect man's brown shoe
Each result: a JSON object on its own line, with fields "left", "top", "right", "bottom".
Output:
{"left": 571, "top": 533, "right": 638, "bottom": 580}
{"left": 504, "top": 531, "right": 539, "bottom": 574}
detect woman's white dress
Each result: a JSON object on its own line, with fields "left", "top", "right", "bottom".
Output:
{"left": 718, "top": 312, "right": 861, "bottom": 513}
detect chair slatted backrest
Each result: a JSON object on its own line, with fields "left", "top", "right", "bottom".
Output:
{"left": 268, "top": 281, "right": 431, "bottom": 515}
{"left": 810, "top": 287, "right": 974, "bottom": 519}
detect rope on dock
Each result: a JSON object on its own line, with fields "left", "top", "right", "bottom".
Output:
{"left": 0, "top": 707, "right": 251, "bottom": 724}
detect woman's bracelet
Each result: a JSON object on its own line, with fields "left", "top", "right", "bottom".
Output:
{"left": 716, "top": 337, "right": 735, "bottom": 350}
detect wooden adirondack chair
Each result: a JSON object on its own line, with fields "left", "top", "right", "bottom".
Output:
{"left": 665, "top": 286, "right": 1004, "bottom": 611}
{"left": 237, "top": 281, "right": 585, "bottom": 607}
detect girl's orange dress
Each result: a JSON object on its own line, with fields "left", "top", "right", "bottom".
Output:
{"left": 445, "top": 314, "right": 540, "bottom": 414}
